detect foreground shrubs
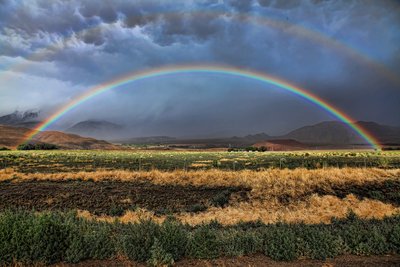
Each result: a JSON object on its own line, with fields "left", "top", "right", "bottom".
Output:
{"left": 263, "top": 224, "right": 298, "bottom": 261}
{"left": 0, "top": 211, "right": 114, "bottom": 265}
{"left": 0, "top": 211, "right": 400, "bottom": 265}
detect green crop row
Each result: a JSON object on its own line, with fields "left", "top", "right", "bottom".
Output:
{"left": 1, "top": 211, "right": 400, "bottom": 265}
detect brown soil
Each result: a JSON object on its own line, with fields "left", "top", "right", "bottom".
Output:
{"left": 50, "top": 254, "right": 400, "bottom": 267}
{"left": 278, "top": 178, "right": 400, "bottom": 206}
{"left": 0, "top": 180, "right": 249, "bottom": 215}
{"left": 314, "top": 179, "right": 400, "bottom": 206}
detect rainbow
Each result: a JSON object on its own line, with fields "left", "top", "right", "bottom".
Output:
{"left": 22, "top": 65, "right": 381, "bottom": 149}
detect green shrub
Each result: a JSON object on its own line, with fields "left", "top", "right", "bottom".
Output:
{"left": 390, "top": 224, "right": 400, "bottom": 253}
{"left": 0, "top": 211, "right": 70, "bottom": 264}
{"left": 65, "top": 215, "right": 116, "bottom": 263}
{"left": 120, "top": 219, "right": 161, "bottom": 262}
{"left": 0, "top": 146, "right": 10, "bottom": 151}
{"left": 263, "top": 225, "right": 298, "bottom": 261}
{"left": 188, "top": 224, "right": 220, "bottom": 259}
{"left": 147, "top": 238, "right": 174, "bottom": 267}
{"left": 348, "top": 225, "right": 389, "bottom": 255}
{"left": 0, "top": 211, "right": 35, "bottom": 264}
{"left": 220, "top": 229, "right": 262, "bottom": 256}
{"left": 159, "top": 217, "right": 189, "bottom": 261}
{"left": 299, "top": 226, "right": 343, "bottom": 260}
{"left": 31, "top": 214, "right": 69, "bottom": 263}
{"left": 65, "top": 229, "right": 87, "bottom": 263}
{"left": 17, "top": 143, "right": 58, "bottom": 150}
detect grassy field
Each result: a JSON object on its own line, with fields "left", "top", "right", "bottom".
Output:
{"left": 1, "top": 150, "right": 400, "bottom": 172}
{"left": 1, "top": 150, "right": 400, "bottom": 265}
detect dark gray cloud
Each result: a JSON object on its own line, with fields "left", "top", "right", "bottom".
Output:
{"left": 226, "top": 0, "right": 254, "bottom": 12}
{"left": 0, "top": 0, "right": 399, "bottom": 136}
{"left": 258, "top": 0, "right": 301, "bottom": 9}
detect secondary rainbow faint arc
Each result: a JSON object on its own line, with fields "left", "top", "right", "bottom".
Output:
{"left": 2, "top": 11, "right": 399, "bottom": 87}
{"left": 22, "top": 65, "right": 381, "bottom": 149}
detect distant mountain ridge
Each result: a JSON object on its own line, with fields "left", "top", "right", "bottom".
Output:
{"left": 1, "top": 111, "right": 399, "bottom": 148}
{"left": 284, "top": 121, "right": 400, "bottom": 145}
{"left": 0, "top": 110, "right": 41, "bottom": 128}
{"left": 116, "top": 121, "right": 400, "bottom": 148}
{"left": 0, "top": 125, "right": 120, "bottom": 150}
{"left": 66, "top": 120, "right": 123, "bottom": 140}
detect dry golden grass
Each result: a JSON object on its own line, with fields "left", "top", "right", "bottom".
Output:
{"left": 77, "top": 194, "right": 400, "bottom": 226}
{"left": 1, "top": 168, "right": 399, "bottom": 225}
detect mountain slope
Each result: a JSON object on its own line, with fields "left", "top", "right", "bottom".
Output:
{"left": 355, "top": 121, "right": 400, "bottom": 144}
{"left": 254, "top": 139, "right": 309, "bottom": 151}
{"left": 0, "top": 110, "right": 41, "bottom": 128}
{"left": 284, "top": 121, "right": 400, "bottom": 145}
{"left": 0, "top": 125, "right": 120, "bottom": 150}
{"left": 66, "top": 120, "right": 123, "bottom": 140}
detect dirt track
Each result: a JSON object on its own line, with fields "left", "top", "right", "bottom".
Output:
{"left": 0, "top": 180, "right": 249, "bottom": 215}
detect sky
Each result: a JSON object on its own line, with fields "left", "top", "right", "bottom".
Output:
{"left": 0, "top": 0, "right": 399, "bottom": 137}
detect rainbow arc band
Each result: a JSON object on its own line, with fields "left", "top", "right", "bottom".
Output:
{"left": 22, "top": 65, "right": 381, "bottom": 149}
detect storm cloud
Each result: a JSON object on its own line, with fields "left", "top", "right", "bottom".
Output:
{"left": 0, "top": 0, "right": 399, "bottom": 136}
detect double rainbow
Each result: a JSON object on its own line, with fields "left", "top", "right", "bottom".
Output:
{"left": 22, "top": 65, "right": 381, "bottom": 149}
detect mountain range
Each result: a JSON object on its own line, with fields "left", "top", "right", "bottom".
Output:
{"left": 0, "top": 110, "right": 41, "bottom": 128}
{"left": 115, "top": 121, "right": 400, "bottom": 147}
{"left": 0, "top": 125, "right": 119, "bottom": 150}
{"left": 0, "top": 110, "right": 399, "bottom": 148}
{"left": 65, "top": 120, "right": 123, "bottom": 140}
{"left": 283, "top": 121, "right": 400, "bottom": 145}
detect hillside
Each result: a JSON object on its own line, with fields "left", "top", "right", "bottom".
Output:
{"left": 253, "top": 139, "right": 309, "bottom": 151}
{"left": 0, "top": 125, "right": 120, "bottom": 150}
{"left": 0, "top": 110, "right": 41, "bottom": 128}
{"left": 284, "top": 121, "right": 400, "bottom": 145}
{"left": 66, "top": 120, "right": 123, "bottom": 140}
{"left": 355, "top": 121, "right": 400, "bottom": 144}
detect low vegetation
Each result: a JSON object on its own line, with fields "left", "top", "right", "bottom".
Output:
{"left": 0, "top": 210, "right": 399, "bottom": 265}
{"left": 16, "top": 142, "right": 58, "bottom": 150}
{"left": 0, "top": 150, "right": 399, "bottom": 264}
{"left": 0, "top": 150, "right": 399, "bottom": 172}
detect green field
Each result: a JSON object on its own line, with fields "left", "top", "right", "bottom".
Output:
{"left": 1, "top": 150, "right": 400, "bottom": 173}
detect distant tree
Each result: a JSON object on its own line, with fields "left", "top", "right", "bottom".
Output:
{"left": 245, "top": 146, "right": 258, "bottom": 152}
{"left": 258, "top": 146, "right": 267, "bottom": 152}
{"left": 17, "top": 143, "right": 58, "bottom": 150}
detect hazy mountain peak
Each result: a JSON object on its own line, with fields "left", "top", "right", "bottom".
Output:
{"left": 66, "top": 120, "right": 124, "bottom": 140}
{"left": 0, "top": 110, "right": 41, "bottom": 128}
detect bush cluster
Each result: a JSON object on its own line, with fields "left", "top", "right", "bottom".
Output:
{"left": 17, "top": 143, "right": 58, "bottom": 150}
{"left": 228, "top": 146, "right": 267, "bottom": 152}
{"left": 0, "top": 211, "right": 400, "bottom": 265}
